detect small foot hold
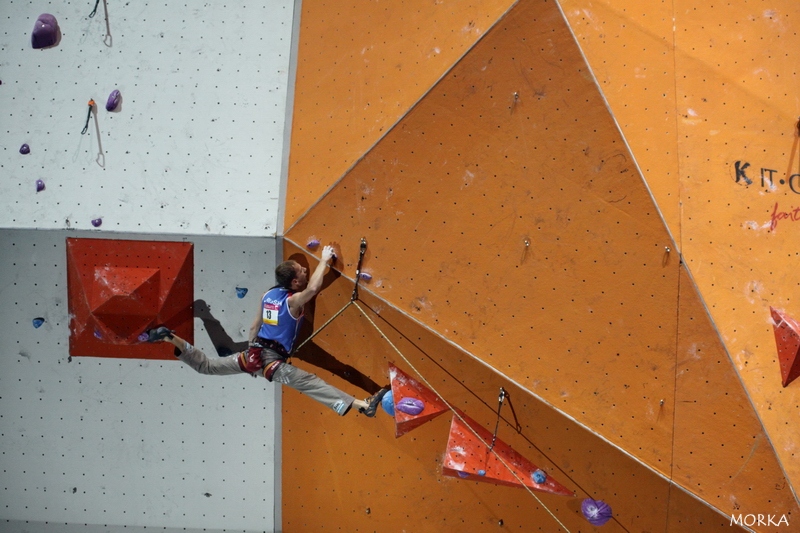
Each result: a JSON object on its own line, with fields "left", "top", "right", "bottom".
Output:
{"left": 359, "top": 386, "right": 390, "bottom": 418}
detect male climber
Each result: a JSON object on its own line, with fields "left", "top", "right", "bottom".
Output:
{"left": 147, "top": 244, "right": 389, "bottom": 417}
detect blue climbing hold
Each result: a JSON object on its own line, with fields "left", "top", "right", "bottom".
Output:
{"left": 380, "top": 389, "right": 395, "bottom": 416}
{"left": 32, "top": 317, "right": 45, "bottom": 328}
{"left": 532, "top": 469, "right": 547, "bottom": 484}
{"left": 477, "top": 470, "right": 486, "bottom": 476}
{"left": 235, "top": 287, "right": 248, "bottom": 298}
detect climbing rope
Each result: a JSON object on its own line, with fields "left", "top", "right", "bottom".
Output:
{"left": 287, "top": 239, "right": 572, "bottom": 531}
{"left": 352, "top": 300, "right": 573, "bottom": 533}
{"left": 291, "top": 238, "right": 368, "bottom": 354}
{"left": 292, "top": 299, "right": 353, "bottom": 354}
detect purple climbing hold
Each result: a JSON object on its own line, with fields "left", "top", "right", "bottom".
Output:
{"left": 93, "top": 329, "right": 103, "bottom": 339}
{"left": 457, "top": 471, "right": 470, "bottom": 479}
{"left": 32, "top": 317, "right": 45, "bottom": 328}
{"left": 306, "top": 238, "right": 320, "bottom": 249}
{"left": 396, "top": 397, "right": 425, "bottom": 416}
{"left": 32, "top": 14, "right": 59, "bottom": 49}
{"left": 106, "top": 89, "right": 121, "bottom": 111}
{"left": 359, "top": 272, "right": 372, "bottom": 282}
{"left": 581, "top": 498, "right": 613, "bottom": 527}
{"left": 20, "top": 144, "right": 30, "bottom": 155}
{"left": 35, "top": 179, "right": 45, "bottom": 192}
{"left": 91, "top": 218, "right": 102, "bottom": 227}
{"left": 137, "top": 332, "right": 149, "bottom": 342}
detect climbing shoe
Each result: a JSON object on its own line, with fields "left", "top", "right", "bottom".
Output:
{"left": 146, "top": 327, "right": 174, "bottom": 343}
{"left": 359, "top": 386, "right": 390, "bottom": 418}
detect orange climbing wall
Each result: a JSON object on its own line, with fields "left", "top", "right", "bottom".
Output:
{"left": 280, "top": 244, "right": 754, "bottom": 532}
{"left": 559, "top": 0, "right": 681, "bottom": 236}
{"left": 282, "top": 0, "right": 800, "bottom": 530}
{"left": 561, "top": 0, "right": 800, "bottom": 501}
{"left": 290, "top": 0, "right": 685, "bottom": 473}
{"left": 285, "top": 0, "right": 516, "bottom": 228}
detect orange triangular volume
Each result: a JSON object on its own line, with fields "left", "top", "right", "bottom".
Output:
{"left": 388, "top": 362, "right": 450, "bottom": 438}
{"left": 770, "top": 307, "right": 800, "bottom": 387}
{"left": 442, "top": 411, "right": 573, "bottom": 496}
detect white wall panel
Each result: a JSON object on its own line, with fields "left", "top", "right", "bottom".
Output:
{"left": 0, "top": 229, "right": 282, "bottom": 532}
{"left": 0, "top": 1, "right": 292, "bottom": 236}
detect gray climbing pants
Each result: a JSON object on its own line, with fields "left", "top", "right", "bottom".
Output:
{"left": 178, "top": 343, "right": 356, "bottom": 416}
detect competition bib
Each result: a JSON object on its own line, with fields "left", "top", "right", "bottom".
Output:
{"left": 263, "top": 302, "right": 280, "bottom": 325}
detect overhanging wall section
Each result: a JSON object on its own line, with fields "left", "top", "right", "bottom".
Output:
{"left": 279, "top": 239, "right": 742, "bottom": 531}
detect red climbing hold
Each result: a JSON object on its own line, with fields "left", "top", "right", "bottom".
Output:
{"left": 67, "top": 238, "right": 194, "bottom": 359}
{"left": 388, "top": 363, "right": 449, "bottom": 438}
{"left": 770, "top": 307, "right": 800, "bottom": 387}
{"left": 442, "top": 410, "right": 573, "bottom": 496}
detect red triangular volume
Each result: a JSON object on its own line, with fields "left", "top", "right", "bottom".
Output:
{"left": 388, "top": 362, "right": 450, "bottom": 438}
{"left": 442, "top": 411, "right": 573, "bottom": 496}
{"left": 770, "top": 307, "right": 800, "bottom": 387}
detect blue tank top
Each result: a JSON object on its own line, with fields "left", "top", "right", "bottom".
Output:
{"left": 257, "top": 287, "right": 303, "bottom": 354}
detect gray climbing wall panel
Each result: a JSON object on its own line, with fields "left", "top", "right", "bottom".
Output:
{"left": 0, "top": 229, "right": 281, "bottom": 532}
{"left": 0, "top": 1, "right": 292, "bottom": 236}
